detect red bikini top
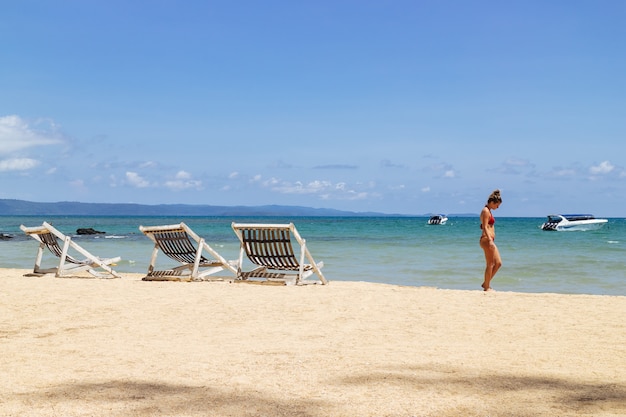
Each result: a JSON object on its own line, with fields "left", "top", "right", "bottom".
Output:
{"left": 481, "top": 207, "right": 495, "bottom": 228}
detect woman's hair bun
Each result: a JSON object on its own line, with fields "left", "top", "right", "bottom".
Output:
{"left": 488, "top": 189, "right": 502, "bottom": 203}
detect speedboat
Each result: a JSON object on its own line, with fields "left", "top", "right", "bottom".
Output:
{"left": 540, "top": 214, "right": 608, "bottom": 231}
{"left": 427, "top": 214, "right": 448, "bottom": 225}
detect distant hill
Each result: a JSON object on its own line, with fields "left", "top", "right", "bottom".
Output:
{"left": 0, "top": 199, "right": 408, "bottom": 217}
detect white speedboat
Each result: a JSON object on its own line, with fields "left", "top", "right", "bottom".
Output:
{"left": 427, "top": 214, "right": 448, "bottom": 225}
{"left": 540, "top": 214, "right": 607, "bottom": 231}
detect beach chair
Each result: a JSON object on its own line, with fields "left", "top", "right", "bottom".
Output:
{"left": 231, "top": 222, "right": 328, "bottom": 285}
{"left": 20, "top": 222, "right": 121, "bottom": 278}
{"left": 139, "top": 222, "right": 237, "bottom": 281}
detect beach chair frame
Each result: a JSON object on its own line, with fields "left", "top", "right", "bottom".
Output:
{"left": 20, "top": 222, "right": 121, "bottom": 278}
{"left": 139, "top": 222, "right": 237, "bottom": 281}
{"left": 231, "top": 222, "right": 327, "bottom": 285}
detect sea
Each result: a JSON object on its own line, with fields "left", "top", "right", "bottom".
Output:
{"left": 1, "top": 215, "right": 624, "bottom": 296}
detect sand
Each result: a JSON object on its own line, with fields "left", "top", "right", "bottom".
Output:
{"left": 0, "top": 269, "right": 625, "bottom": 417}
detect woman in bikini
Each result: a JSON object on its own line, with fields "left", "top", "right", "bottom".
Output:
{"left": 479, "top": 189, "right": 502, "bottom": 291}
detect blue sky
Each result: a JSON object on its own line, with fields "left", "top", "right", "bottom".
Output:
{"left": 1, "top": 1, "right": 625, "bottom": 216}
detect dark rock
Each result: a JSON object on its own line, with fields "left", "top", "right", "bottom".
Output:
{"left": 76, "top": 228, "right": 105, "bottom": 235}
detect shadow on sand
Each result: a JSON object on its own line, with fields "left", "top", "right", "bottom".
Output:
{"left": 11, "top": 364, "right": 626, "bottom": 416}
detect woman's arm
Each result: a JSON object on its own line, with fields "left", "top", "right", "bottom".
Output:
{"left": 480, "top": 207, "right": 492, "bottom": 240}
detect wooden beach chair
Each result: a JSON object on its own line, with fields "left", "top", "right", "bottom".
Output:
{"left": 231, "top": 222, "right": 328, "bottom": 285}
{"left": 139, "top": 222, "right": 237, "bottom": 281}
{"left": 20, "top": 222, "right": 121, "bottom": 278}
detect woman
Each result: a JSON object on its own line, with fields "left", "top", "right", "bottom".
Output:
{"left": 479, "top": 189, "right": 502, "bottom": 291}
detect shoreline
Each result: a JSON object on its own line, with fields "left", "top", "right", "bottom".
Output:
{"left": 2, "top": 268, "right": 625, "bottom": 416}
{"left": 5, "top": 216, "right": 625, "bottom": 297}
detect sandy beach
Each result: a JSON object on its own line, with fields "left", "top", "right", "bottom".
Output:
{"left": 1, "top": 269, "right": 624, "bottom": 417}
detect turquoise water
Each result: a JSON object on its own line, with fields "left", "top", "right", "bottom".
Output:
{"left": 2, "top": 216, "right": 625, "bottom": 295}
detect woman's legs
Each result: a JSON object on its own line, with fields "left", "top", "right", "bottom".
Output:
{"left": 480, "top": 239, "right": 502, "bottom": 291}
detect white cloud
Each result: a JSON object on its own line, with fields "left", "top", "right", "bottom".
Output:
{"left": 0, "top": 158, "right": 39, "bottom": 171}
{"left": 174, "top": 170, "right": 191, "bottom": 180}
{"left": 164, "top": 171, "right": 202, "bottom": 190}
{"left": 125, "top": 171, "right": 151, "bottom": 188}
{"left": 550, "top": 167, "right": 577, "bottom": 178}
{"left": 165, "top": 179, "right": 202, "bottom": 190}
{"left": 494, "top": 158, "right": 535, "bottom": 175}
{"left": 421, "top": 186, "right": 431, "bottom": 192}
{"left": 342, "top": 190, "right": 369, "bottom": 200}
{"left": 262, "top": 177, "right": 279, "bottom": 186}
{"left": 425, "top": 162, "right": 457, "bottom": 179}
{"left": 589, "top": 161, "right": 614, "bottom": 175}
{"left": 229, "top": 171, "right": 239, "bottom": 179}
{"left": 262, "top": 177, "right": 373, "bottom": 201}
{"left": 272, "top": 180, "right": 333, "bottom": 194}
{"left": 0, "top": 115, "right": 63, "bottom": 154}
{"left": 308, "top": 180, "right": 332, "bottom": 192}
{"left": 139, "top": 161, "right": 157, "bottom": 169}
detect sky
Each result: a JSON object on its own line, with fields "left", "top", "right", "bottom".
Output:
{"left": 1, "top": 1, "right": 625, "bottom": 216}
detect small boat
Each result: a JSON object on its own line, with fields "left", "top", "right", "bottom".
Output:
{"left": 427, "top": 214, "right": 448, "bottom": 225}
{"left": 540, "top": 214, "right": 608, "bottom": 231}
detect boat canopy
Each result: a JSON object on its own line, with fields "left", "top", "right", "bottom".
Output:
{"left": 560, "top": 214, "right": 596, "bottom": 221}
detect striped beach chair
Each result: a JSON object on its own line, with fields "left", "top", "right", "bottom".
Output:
{"left": 20, "top": 222, "right": 121, "bottom": 278}
{"left": 231, "top": 222, "right": 327, "bottom": 285}
{"left": 139, "top": 222, "right": 237, "bottom": 281}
